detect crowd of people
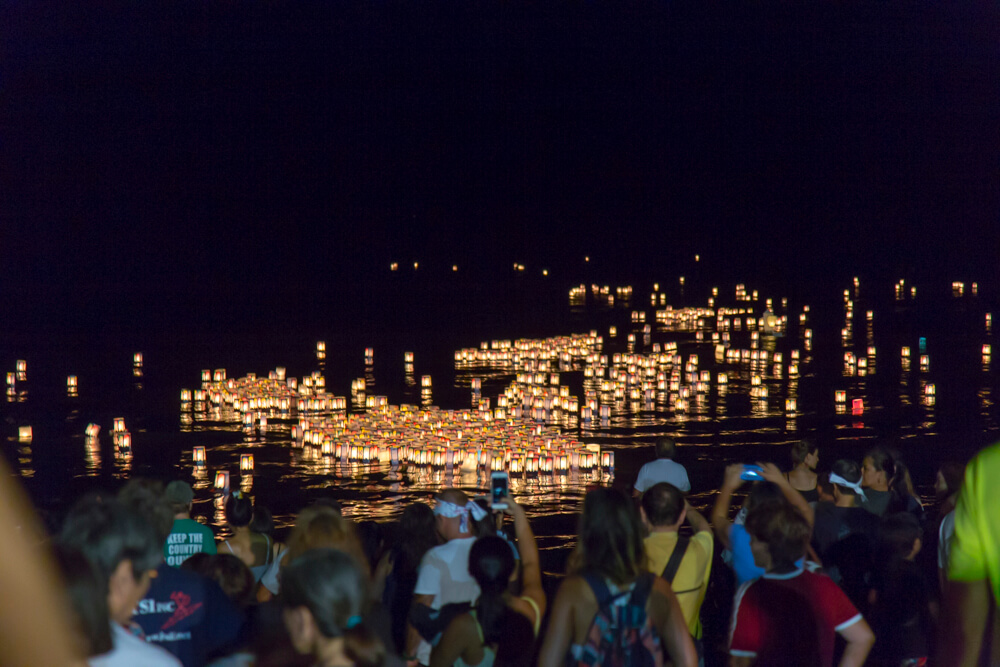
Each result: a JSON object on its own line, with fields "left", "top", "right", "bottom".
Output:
{"left": 3, "top": 435, "right": 999, "bottom": 666}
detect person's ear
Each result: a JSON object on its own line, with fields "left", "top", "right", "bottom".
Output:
{"left": 284, "top": 606, "right": 316, "bottom": 647}
{"left": 677, "top": 505, "right": 687, "bottom": 527}
{"left": 910, "top": 537, "right": 922, "bottom": 560}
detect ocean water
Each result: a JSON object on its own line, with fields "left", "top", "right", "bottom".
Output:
{"left": 2, "top": 273, "right": 997, "bottom": 578}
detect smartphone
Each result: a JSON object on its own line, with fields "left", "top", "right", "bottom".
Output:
{"left": 490, "top": 472, "right": 509, "bottom": 510}
{"left": 740, "top": 464, "right": 765, "bottom": 481}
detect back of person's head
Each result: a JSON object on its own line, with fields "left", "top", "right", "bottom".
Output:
{"left": 889, "top": 458, "right": 916, "bottom": 500}
{"left": 118, "top": 478, "right": 174, "bottom": 546}
{"left": 574, "top": 487, "right": 644, "bottom": 584}
{"left": 468, "top": 536, "right": 532, "bottom": 666}
{"left": 60, "top": 497, "right": 163, "bottom": 585}
{"left": 250, "top": 504, "right": 275, "bottom": 537}
{"left": 878, "top": 513, "right": 922, "bottom": 561}
{"left": 164, "top": 480, "right": 195, "bottom": 516}
{"left": 655, "top": 437, "right": 677, "bottom": 460}
{"left": 745, "top": 480, "right": 785, "bottom": 514}
{"left": 640, "top": 482, "right": 684, "bottom": 527}
{"left": 745, "top": 503, "right": 810, "bottom": 570}
{"left": 225, "top": 491, "right": 254, "bottom": 527}
{"left": 285, "top": 505, "right": 369, "bottom": 578}
{"left": 51, "top": 543, "right": 113, "bottom": 658}
{"left": 437, "top": 488, "right": 470, "bottom": 507}
{"left": 203, "top": 553, "right": 256, "bottom": 607}
{"left": 831, "top": 459, "right": 863, "bottom": 496}
{"left": 469, "top": 537, "right": 515, "bottom": 638}
{"left": 179, "top": 551, "right": 212, "bottom": 574}
{"left": 790, "top": 440, "right": 818, "bottom": 465}
{"left": 281, "top": 548, "right": 384, "bottom": 667}
{"left": 312, "top": 497, "right": 343, "bottom": 515}
{"left": 471, "top": 498, "right": 497, "bottom": 538}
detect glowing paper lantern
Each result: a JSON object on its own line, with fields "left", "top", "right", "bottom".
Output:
{"left": 18, "top": 426, "right": 32, "bottom": 442}
{"left": 240, "top": 454, "right": 254, "bottom": 472}
{"left": 193, "top": 446, "right": 206, "bottom": 464}
{"left": 214, "top": 471, "right": 230, "bottom": 492}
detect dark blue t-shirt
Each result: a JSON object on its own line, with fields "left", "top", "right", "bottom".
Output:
{"left": 133, "top": 563, "right": 244, "bottom": 667}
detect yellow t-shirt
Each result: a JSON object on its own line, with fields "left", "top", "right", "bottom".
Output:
{"left": 644, "top": 530, "right": 713, "bottom": 638}
{"left": 948, "top": 442, "right": 1000, "bottom": 604}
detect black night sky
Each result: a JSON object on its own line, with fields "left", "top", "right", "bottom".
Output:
{"left": 3, "top": 2, "right": 999, "bottom": 319}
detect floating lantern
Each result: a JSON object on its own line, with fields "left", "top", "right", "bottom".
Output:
{"left": 193, "top": 446, "right": 206, "bottom": 464}
{"left": 601, "top": 451, "right": 615, "bottom": 471}
{"left": 113, "top": 418, "right": 125, "bottom": 432}
{"left": 214, "top": 471, "right": 230, "bottom": 492}
{"left": 835, "top": 391, "right": 847, "bottom": 403}
{"left": 18, "top": 426, "right": 32, "bottom": 442}
{"left": 404, "top": 352, "right": 414, "bottom": 363}
{"left": 133, "top": 353, "right": 143, "bottom": 366}
{"left": 925, "top": 384, "right": 936, "bottom": 396}
{"left": 852, "top": 398, "right": 864, "bottom": 414}
{"left": 983, "top": 345, "right": 992, "bottom": 356}
{"left": 920, "top": 355, "right": 930, "bottom": 372}
{"left": 180, "top": 389, "right": 192, "bottom": 402}
{"left": 785, "top": 398, "right": 797, "bottom": 413}
{"left": 240, "top": 454, "right": 254, "bottom": 472}
{"left": 85, "top": 423, "right": 101, "bottom": 437}
{"left": 67, "top": 375, "right": 78, "bottom": 389}
{"left": 421, "top": 376, "right": 432, "bottom": 388}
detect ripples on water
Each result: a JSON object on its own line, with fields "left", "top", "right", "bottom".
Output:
{"left": 3, "top": 278, "right": 998, "bottom": 569}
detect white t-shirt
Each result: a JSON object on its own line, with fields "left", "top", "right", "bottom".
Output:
{"left": 413, "top": 537, "right": 480, "bottom": 664}
{"left": 89, "top": 623, "right": 182, "bottom": 667}
{"left": 634, "top": 458, "right": 691, "bottom": 493}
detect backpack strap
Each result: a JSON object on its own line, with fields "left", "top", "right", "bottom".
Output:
{"left": 583, "top": 572, "right": 615, "bottom": 607}
{"left": 628, "top": 572, "right": 656, "bottom": 610}
{"left": 660, "top": 535, "right": 690, "bottom": 584}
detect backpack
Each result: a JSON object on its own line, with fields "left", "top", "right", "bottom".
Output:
{"left": 570, "top": 572, "right": 664, "bottom": 667}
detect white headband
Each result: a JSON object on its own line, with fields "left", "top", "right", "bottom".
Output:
{"left": 829, "top": 473, "right": 867, "bottom": 502}
{"left": 434, "top": 499, "right": 489, "bottom": 532}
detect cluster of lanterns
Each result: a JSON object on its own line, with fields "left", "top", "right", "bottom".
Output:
{"left": 291, "top": 405, "right": 610, "bottom": 477}
{"left": 182, "top": 366, "right": 613, "bottom": 486}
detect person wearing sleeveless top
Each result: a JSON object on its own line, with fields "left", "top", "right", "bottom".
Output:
{"left": 786, "top": 440, "right": 820, "bottom": 504}
{"left": 218, "top": 491, "right": 274, "bottom": 583}
{"left": 538, "top": 488, "right": 697, "bottom": 667}
{"left": 430, "top": 497, "right": 544, "bottom": 667}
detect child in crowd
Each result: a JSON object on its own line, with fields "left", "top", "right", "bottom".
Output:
{"left": 729, "top": 502, "right": 875, "bottom": 667}
{"left": 866, "top": 513, "right": 935, "bottom": 667}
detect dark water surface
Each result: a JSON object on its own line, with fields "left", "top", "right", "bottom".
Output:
{"left": 2, "top": 274, "right": 998, "bottom": 578}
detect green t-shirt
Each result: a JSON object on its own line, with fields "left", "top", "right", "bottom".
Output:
{"left": 164, "top": 517, "right": 217, "bottom": 567}
{"left": 948, "top": 442, "right": 1000, "bottom": 604}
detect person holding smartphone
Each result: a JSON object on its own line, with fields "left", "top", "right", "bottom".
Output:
{"left": 429, "top": 496, "right": 546, "bottom": 667}
{"left": 406, "top": 489, "right": 487, "bottom": 666}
